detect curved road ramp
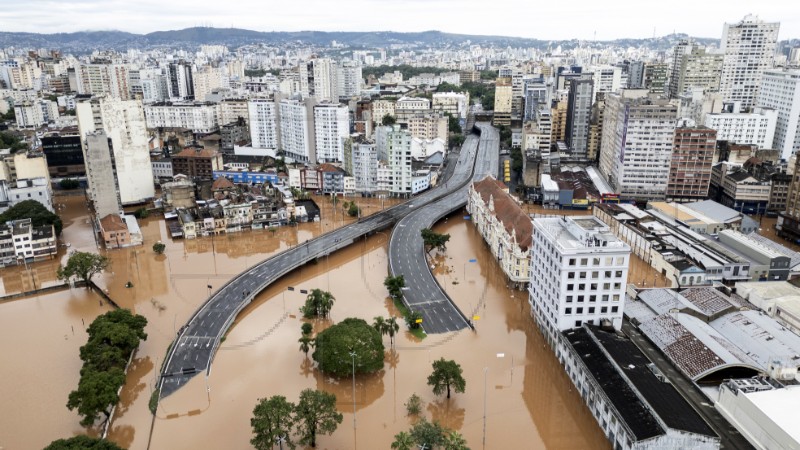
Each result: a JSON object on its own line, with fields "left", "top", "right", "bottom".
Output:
{"left": 158, "top": 127, "right": 488, "bottom": 398}
{"left": 388, "top": 123, "right": 499, "bottom": 333}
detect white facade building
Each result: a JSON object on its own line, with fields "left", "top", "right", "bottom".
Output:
{"left": 14, "top": 99, "right": 59, "bottom": 128}
{"left": 384, "top": 125, "right": 413, "bottom": 196}
{"left": 704, "top": 106, "right": 778, "bottom": 149}
{"left": 590, "top": 66, "right": 622, "bottom": 101}
{"left": 337, "top": 61, "right": 362, "bottom": 98}
{"left": 143, "top": 102, "right": 220, "bottom": 134}
{"left": 720, "top": 15, "right": 780, "bottom": 110}
{"left": 313, "top": 102, "right": 349, "bottom": 163}
{"left": 77, "top": 97, "right": 155, "bottom": 205}
{"left": 432, "top": 92, "right": 470, "bottom": 119}
{"left": 248, "top": 98, "right": 278, "bottom": 149}
{"left": 599, "top": 90, "right": 678, "bottom": 202}
{"left": 758, "top": 69, "right": 800, "bottom": 159}
{"left": 351, "top": 140, "right": 378, "bottom": 194}
{"left": 278, "top": 98, "right": 315, "bottom": 163}
{"left": 528, "top": 216, "right": 631, "bottom": 343}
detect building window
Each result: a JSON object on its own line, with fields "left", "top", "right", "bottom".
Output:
{"left": 576, "top": 307, "right": 583, "bottom": 314}
{"left": 575, "top": 320, "right": 582, "bottom": 327}
{"left": 568, "top": 272, "right": 575, "bottom": 279}
{"left": 580, "top": 258, "right": 588, "bottom": 266}
{"left": 611, "top": 306, "right": 618, "bottom": 313}
{"left": 566, "top": 296, "right": 573, "bottom": 303}
{"left": 601, "top": 307, "right": 608, "bottom": 313}
{"left": 565, "top": 308, "right": 572, "bottom": 314}
{"left": 569, "top": 258, "right": 576, "bottom": 266}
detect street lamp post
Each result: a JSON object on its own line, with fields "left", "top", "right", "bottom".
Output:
{"left": 350, "top": 351, "right": 357, "bottom": 433}
{"left": 483, "top": 366, "right": 488, "bottom": 448}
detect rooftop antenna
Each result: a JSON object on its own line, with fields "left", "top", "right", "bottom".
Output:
{"left": 653, "top": 27, "right": 656, "bottom": 39}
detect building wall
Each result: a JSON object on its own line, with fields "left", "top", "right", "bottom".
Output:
{"left": 758, "top": 70, "right": 800, "bottom": 160}
{"left": 667, "top": 127, "right": 717, "bottom": 201}
{"left": 720, "top": 15, "right": 780, "bottom": 110}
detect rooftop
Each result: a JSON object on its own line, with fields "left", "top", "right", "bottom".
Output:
{"left": 99, "top": 214, "right": 127, "bottom": 233}
{"left": 472, "top": 175, "right": 532, "bottom": 251}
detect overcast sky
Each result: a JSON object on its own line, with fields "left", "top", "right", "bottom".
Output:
{"left": 0, "top": 0, "right": 797, "bottom": 41}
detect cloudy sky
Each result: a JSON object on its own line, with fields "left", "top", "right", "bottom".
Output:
{"left": 0, "top": 0, "right": 797, "bottom": 41}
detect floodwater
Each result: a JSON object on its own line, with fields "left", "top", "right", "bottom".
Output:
{"left": 146, "top": 206, "right": 610, "bottom": 450}
{"left": 0, "top": 288, "right": 113, "bottom": 449}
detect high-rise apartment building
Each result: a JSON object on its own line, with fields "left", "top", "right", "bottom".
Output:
{"left": 336, "top": 60, "right": 362, "bottom": 98}
{"left": 668, "top": 41, "right": 724, "bottom": 98}
{"left": 76, "top": 97, "right": 155, "bottom": 205}
{"left": 704, "top": 105, "right": 777, "bottom": 149}
{"left": 248, "top": 98, "right": 279, "bottom": 149}
{"left": 305, "top": 58, "right": 338, "bottom": 102}
{"left": 278, "top": 97, "right": 316, "bottom": 163}
{"left": 719, "top": 15, "right": 780, "bottom": 110}
{"left": 627, "top": 61, "right": 645, "bottom": 89}
{"left": 167, "top": 61, "right": 194, "bottom": 100}
{"left": 493, "top": 77, "right": 513, "bottom": 126}
{"left": 83, "top": 131, "right": 122, "bottom": 218}
{"left": 591, "top": 66, "right": 623, "bottom": 102}
{"left": 666, "top": 124, "right": 717, "bottom": 202}
{"left": 77, "top": 63, "right": 131, "bottom": 100}
{"left": 565, "top": 76, "right": 593, "bottom": 156}
{"left": 757, "top": 69, "right": 800, "bottom": 160}
{"left": 350, "top": 137, "right": 378, "bottom": 194}
{"left": 383, "top": 125, "right": 413, "bottom": 197}
{"left": 550, "top": 99, "right": 568, "bottom": 143}
{"left": 528, "top": 215, "right": 631, "bottom": 345}
{"left": 313, "top": 102, "right": 349, "bottom": 163}
{"left": 643, "top": 63, "right": 669, "bottom": 95}
{"left": 599, "top": 90, "right": 678, "bottom": 202}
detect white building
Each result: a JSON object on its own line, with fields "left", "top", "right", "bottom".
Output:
{"left": 337, "top": 61, "right": 362, "bottom": 98}
{"left": 77, "top": 63, "right": 131, "bottom": 100}
{"left": 14, "top": 100, "right": 59, "bottom": 128}
{"left": 248, "top": 98, "right": 278, "bottom": 149}
{"left": 411, "top": 170, "right": 431, "bottom": 194}
{"left": 279, "top": 97, "right": 316, "bottom": 163}
{"left": 192, "top": 66, "right": 224, "bottom": 102}
{"left": 383, "top": 125, "right": 413, "bottom": 196}
{"left": 371, "top": 99, "right": 396, "bottom": 124}
{"left": 305, "top": 58, "right": 338, "bottom": 102}
{"left": 432, "top": 92, "right": 470, "bottom": 119}
{"left": 720, "top": 15, "right": 781, "bottom": 110}
{"left": 406, "top": 113, "right": 447, "bottom": 145}
{"left": 143, "top": 102, "right": 220, "bottom": 134}
{"left": 590, "top": 65, "right": 623, "bottom": 101}
{"left": 467, "top": 176, "right": 532, "bottom": 288}
{"left": 351, "top": 140, "right": 378, "bottom": 194}
{"left": 151, "top": 159, "right": 173, "bottom": 180}
{"left": 77, "top": 97, "right": 155, "bottom": 205}
{"left": 669, "top": 40, "right": 724, "bottom": 98}
{"left": 528, "top": 216, "right": 631, "bottom": 344}
{"left": 599, "top": 90, "right": 678, "bottom": 202}
{"left": 313, "top": 102, "right": 349, "bottom": 163}
{"left": 758, "top": 69, "right": 800, "bottom": 159}
{"left": 410, "top": 137, "right": 446, "bottom": 159}
{"left": 704, "top": 106, "right": 778, "bottom": 149}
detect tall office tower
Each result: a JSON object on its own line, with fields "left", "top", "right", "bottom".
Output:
{"left": 337, "top": 60, "right": 362, "bottom": 98}
{"left": 77, "top": 63, "right": 131, "bottom": 100}
{"left": 167, "top": 61, "right": 194, "bottom": 100}
{"left": 627, "top": 61, "right": 645, "bottom": 88}
{"left": 668, "top": 41, "right": 724, "bottom": 98}
{"left": 139, "top": 68, "right": 169, "bottom": 104}
{"left": 643, "top": 63, "right": 669, "bottom": 95}
{"left": 758, "top": 69, "right": 800, "bottom": 160}
{"left": 523, "top": 78, "right": 548, "bottom": 121}
{"left": 493, "top": 77, "right": 513, "bottom": 126}
{"left": 313, "top": 102, "right": 349, "bottom": 163}
{"left": 528, "top": 216, "right": 631, "bottom": 344}
{"left": 83, "top": 131, "right": 122, "bottom": 218}
{"left": 306, "top": 58, "right": 339, "bottom": 102}
{"left": 247, "top": 98, "right": 279, "bottom": 149}
{"left": 278, "top": 97, "right": 317, "bottom": 163}
{"left": 720, "top": 15, "right": 780, "bottom": 110}
{"left": 350, "top": 138, "right": 378, "bottom": 194}
{"left": 384, "top": 125, "right": 413, "bottom": 197}
{"left": 666, "top": 124, "right": 717, "bottom": 202}
{"left": 591, "top": 66, "right": 622, "bottom": 102}
{"left": 565, "top": 77, "right": 594, "bottom": 156}
{"left": 599, "top": 90, "right": 678, "bottom": 202}
{"left": 76, "top": 97, "right": 155, "bottom": 205}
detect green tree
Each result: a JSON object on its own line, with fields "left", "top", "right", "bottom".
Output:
{"left": 294, "top": 389, "right": 343, "bottom": 448}
{"left": 0, "top": 130, "right": 26, "bottom": 152}
{"left": 421, "top": 228, "right": 451, "bottom": 254}
{"left": 301, "top": 322, "right": 313, "bottom": 336}
{"left": 387, "top": 316, "right": 400, "bottom": 347}
{"left": 298, "top": 335, "right": 314, "bottom": 357}
{"left": 372, "top": 316, "right": 387, "bottom": 340}
{"left": 152, "top": 242, "right": 166, "bottom": 254}
{"left": 44, "top": 435, "right": 125, "bottom": 450}
{"left": 133, "top": 207, "right": 149, "bottom": 219}
{"left": 443, "top": 430, "right": 471, "bottom": 450}
{"left": 0, "top": 199, "right": 62, "bottom": 235}
{"left": 268, "top": 226, "right": 278, "bottom": 236}
{"left": 391, "top": 431, "right": 415, "bottom": 450}
{"left": 405, "top": 310, "right": 423, "bottom": 330}
{"left": 67, "top": 367, "right": 126, "bottom": 427}
{"left": 450, "top": 134, "right": 466, "bottom": 147}
{"left": 480, "top": 89, "right": 495, "bottom": 111}
{"left": 250, "top": 395, "right": 296, "bottom": 450}
{"left": 245, "top": 68, "right": 268, "bottom": 77}
{"left": 347, "top": 202, "right": 360, "bottom": 217}
{"left": 510, "top": 147, "right": 523, "bottom": 172}
{"left": 59, "top": 178, "right": 80, "bottom": 190}
{"left": 410, "top": 418, "right": 446, "bottom": 448}
{"left": 384, "top": 275, "right": 405, "bottom": 300}
{"left": 427, "top": 358, "right": 466, "bottom": 399}
{"left": 312, "top": 318, "right": 385, "bottom": 376}
{"left": 405, "top": 393, "right": 423, "bottom": 416}
{"left": 446, "top": 113, "right": 462, "bottom": 134}
{"left": 300, "top": 289, "right": 336, "bottom": 319}
{"left": 57, "top": 251, "right": 109, "bottom": 287}
{"left": 81, "top": 309, "right": 148, "bottom": 372}
{"left": 381, "top": 114, "right": 396, "bottom": 126}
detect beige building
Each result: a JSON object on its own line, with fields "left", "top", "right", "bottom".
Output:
{"left": 493, "top": 77, "right": 512, "bottom": 126}
{"left": 467, "top": 176, "right": 531, "bottom": 288}
{"left": 406, "top": 113, "right": 447, "bottom": 144}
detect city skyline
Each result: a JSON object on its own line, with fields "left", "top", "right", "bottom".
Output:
{"left": 0, "top": 0, "right": 798, "bottom": 42}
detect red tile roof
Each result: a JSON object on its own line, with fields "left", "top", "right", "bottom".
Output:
{"left": 472, "top": 176, "right": 533, "bottom": 251}
{"left": 212, "top": 177, "right": 234, "bottom": 190}
{"left": 99, "top": 214, "right": 127, "bottom": 232}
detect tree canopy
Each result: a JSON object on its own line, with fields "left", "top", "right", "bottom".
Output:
{"left": 427, "top": 358, "right": 466, "bottom": 399}
{"left": 57, "top": 251, "right": 109, "bottom": 287}
{"left": 68, "top": 309, "right": 147, "bottom": 427}
{"left": 0, "top": 199, "right": 62, "bottom": 235}
{"left": 381, "top": 114, "right": 396, "bottom": 126}
{"left": 152, "top": 242, "right": 166, "bottom": 254}
{"left": 362, "top": 64, "right": 449, "bottom": 81}
{"left": 312, "top": 317, "right": 385, "bottom": 377}
{"left": 421, "top": 228, "right": 451, "bottom": 254}
{"left": 300, "top": 289, "right": 336, "bottom": 319}
{"left": 251, "top": 395, "right": 296, "bottom": 450}
{"left": 384, "top": 275, "right": 405, "bottom": 300}
{"left": 0, "top": 130, "right": 27, "bottom": 152}
{"left": 44, "top": 435, "right": 125, "bottom": 450}
{"left": 294, "top": 389, "right": 343, "bottom": 448}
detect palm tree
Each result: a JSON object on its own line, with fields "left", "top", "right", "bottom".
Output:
{"left": 391, "top": 431, "right": 414, "bottom": 450}
{"left": 373, "top": 316, "right": 387, "bottom": 341}
{"left": 299, "top": 335, "right": 314, "bottom": 357}
{"left": 387, "top": 316, "right": 400, "bottom": 347}
{"left": 318, "top": 291, "right": 335, "bottom": 318}
{"left": 442, "top": 430, "right": 470, "bottom": 450}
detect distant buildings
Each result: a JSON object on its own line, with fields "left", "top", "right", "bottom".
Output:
{"left": 143, "top": 102, "right": 220, "bottom": 134}
{"left": 493, "top": 77, "right": 512, "bottom": 126}
{"left": 565, "top": 76, "right": 593, "bottom": 157}
{"left": 40, "top": 129, "right": 85, "bottom": 177}
{"left": 668, "top": 40, "right": 724, "bottom": 98}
